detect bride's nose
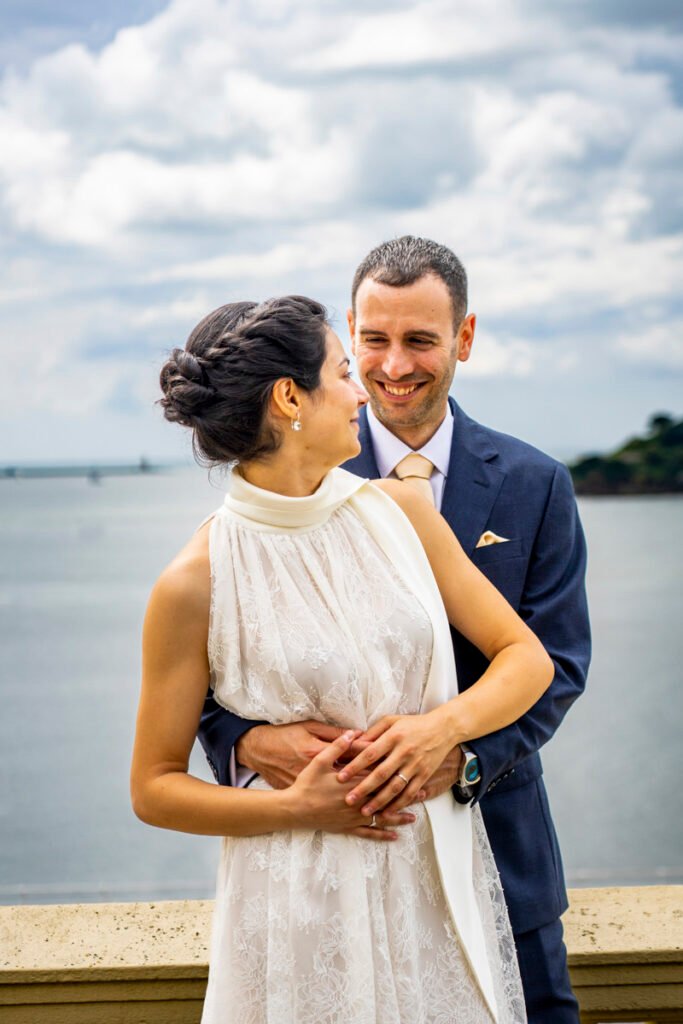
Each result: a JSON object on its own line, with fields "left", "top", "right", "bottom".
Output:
{"left": 353, "top": 381, "right": 368, "bottom": 406}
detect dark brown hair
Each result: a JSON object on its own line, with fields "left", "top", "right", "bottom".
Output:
{"left": 351, "top": 235, "right": 468, "bottom": 326}
{"left": 159, "top": 296, "right": 329, "bottom": 465}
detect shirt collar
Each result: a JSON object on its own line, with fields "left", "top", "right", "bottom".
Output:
{"left": 366, "top": 404, "right": 454, "bottom": 478}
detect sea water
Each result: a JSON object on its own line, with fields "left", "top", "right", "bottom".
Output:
{"left": 0, "top": 469, "right": 681, "bottom": 903}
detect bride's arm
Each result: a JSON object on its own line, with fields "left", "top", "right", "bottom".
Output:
{"left": 130, "top": 530, "right": 371, "bottom": 837}
{"left": 387, "top": 479, "right": 554, "bottom": 736}
{"left": 337, "top": 480, "right": 554, "bottom": 814}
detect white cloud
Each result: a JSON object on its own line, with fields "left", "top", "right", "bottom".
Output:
{"left": 145, "top": 222, "right": 369, "bottom": 284}
{"left": 0, "top": 1, "right": 352, "bottom": 248}
{"left": 132, "top": 295, "right": 214, "bottom": 326}
{"left": 5, "top": 137, "right": 351, "bottom": 247}
{"left": 0, "top": 304, "right": 97, "bottom": 415}
{"left": 464, "top": 330, "right": 538, "bottom": 378}
{"left": 0, "top": 0, "right": 681, "bottom": 456}
{"left": 462, "top": 328, "right": 579, "bottom": 379}
{"left": 614, "top": 321, "right": 683, "bottom": 371}
{"left": 296, "top": 0, "right": 555, "bottom": 72}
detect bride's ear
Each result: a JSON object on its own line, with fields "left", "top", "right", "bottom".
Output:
{"left": 270, "top": 378, "right": 302, "bottom": 429}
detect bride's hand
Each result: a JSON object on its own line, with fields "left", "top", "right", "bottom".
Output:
{"left": 336, "top": 712, "right": 453, "bottom": 818}
{"left": 288, "top": 731, "right": 416, "bottom": 841}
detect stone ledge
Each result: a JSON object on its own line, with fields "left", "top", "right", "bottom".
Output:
{"left": 1, "top": 887, "right": 682, "bottom": 1023}
{"left": 564, "top": 887, "right": 683, "bottom": 1023}
{"left": 1, "top": 900, "right": 214, "bottom": 982}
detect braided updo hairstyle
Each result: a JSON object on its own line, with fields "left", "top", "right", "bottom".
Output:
{"left": 159, "top": 296, "right": 329, "bottom": 465}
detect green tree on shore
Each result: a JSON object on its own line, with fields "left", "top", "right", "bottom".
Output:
{"left": 569, "top": 413, "right": 683, "bottom": 495}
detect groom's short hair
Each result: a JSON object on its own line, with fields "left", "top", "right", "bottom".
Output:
{"left": 351, "top": 236, "right": 468, "bottom": 326}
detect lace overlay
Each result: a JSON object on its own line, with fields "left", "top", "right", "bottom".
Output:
{"left": 202, "top": 496, "right": 525, "bottom": 1024}
{"left": 208, "top": 504, "right": 432, "bottom": 729}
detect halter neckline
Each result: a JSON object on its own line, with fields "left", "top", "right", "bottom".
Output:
{"left": 222, "top": 465, "right": 367, "bottom": 529}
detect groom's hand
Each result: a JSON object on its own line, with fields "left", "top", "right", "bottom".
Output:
{"left": 236, "top": 721, "right": 368, "bottom": 791}
{"left": 421, "top": 743, "right": 464, "bottom": 800}
{"left": 237, "top": 723, "right": 417, "bottom": 842}
{"left": 382, "top": 744, "right": 464, "bottom": 813}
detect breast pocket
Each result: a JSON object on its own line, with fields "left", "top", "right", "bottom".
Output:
{"left": 471, "top": 537, "right": 523, "bottom": 566}
{"left": 471, "top": 538, "right": 525, "bottom": 606}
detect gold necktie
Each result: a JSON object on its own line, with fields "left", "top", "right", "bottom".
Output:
{"left": 394, "top": 452, "right": 435, "bottom": 505}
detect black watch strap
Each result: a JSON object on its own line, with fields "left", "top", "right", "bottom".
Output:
{"left": 452, "top": 784, "right": 474, "bottom": 805}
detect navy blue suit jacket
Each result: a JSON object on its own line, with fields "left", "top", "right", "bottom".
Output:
{"left": 198, "top": 399, "right": 591, "bottom": 935}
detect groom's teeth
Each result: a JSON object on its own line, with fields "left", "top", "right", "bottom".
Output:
{"left": 383, "top": 383, "right": 419, "bottom": 396}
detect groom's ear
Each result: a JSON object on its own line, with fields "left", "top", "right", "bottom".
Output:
{"left": 346, "top": 308, "right": 356, "bottom": 353}
{"left": 456, "top": 313, "right": 476, "bottom": 363}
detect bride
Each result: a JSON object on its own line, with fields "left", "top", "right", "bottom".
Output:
{"left": 130, "top": 295, "right": 553, "bottom": 1023}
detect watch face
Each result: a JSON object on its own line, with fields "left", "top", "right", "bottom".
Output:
{"left": 464, "top": 757, "right": 480, "bottom": 784}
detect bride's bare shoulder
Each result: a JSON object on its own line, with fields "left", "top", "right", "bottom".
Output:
{"left": 149, "top": 522, "right": 211, "bottom": 621}
{"left": 369, "top": 480, "right": 463, "bottom": 569}
{"left": 371, "top": 477, "right": 408, "bottom": 503}
{"left": 369, "top": 478, "right": 437, "bottom": 528}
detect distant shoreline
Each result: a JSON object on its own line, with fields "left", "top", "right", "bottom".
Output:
{"left": 4, "top": 411, "right": 682, "bottom": 498}
{"left": 0, "top": 459, "right": 166, "bottom": 482}
{"left": 575, "top": 488, "right": 683, "bottom": 499}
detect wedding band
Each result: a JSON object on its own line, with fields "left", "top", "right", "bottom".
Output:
{"left": 370, "top": 815, "right": 378, "bottom": 828}
{"left": 397, "top": 772, "right": 410, "bottom": 786}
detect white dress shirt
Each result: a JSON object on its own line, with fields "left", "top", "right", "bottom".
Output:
{"left": 366, "top": 404, "right": 453, "bottom": 511}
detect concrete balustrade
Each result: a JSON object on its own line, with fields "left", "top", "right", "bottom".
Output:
{"left": 1, "top": 886, "right": 682, "bottom": 1023}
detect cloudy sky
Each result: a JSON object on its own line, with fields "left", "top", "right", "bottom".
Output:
{"left": 1, "top": 0, "right": 681, "bottom": 464}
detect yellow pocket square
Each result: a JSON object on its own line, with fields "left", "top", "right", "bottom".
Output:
{"left": 476, "top": 530, "right": 510, "bottom": 548}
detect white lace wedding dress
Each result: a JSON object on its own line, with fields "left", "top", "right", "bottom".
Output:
{"left": 201, "top": 468, "right": 526, "bottom": 1024}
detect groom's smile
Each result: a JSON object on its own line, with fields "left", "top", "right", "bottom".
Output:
{"left": 379, "top": 380, "right": 422, "bottom": 394}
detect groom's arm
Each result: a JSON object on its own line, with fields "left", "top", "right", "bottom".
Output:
{"left": 197, "top": 692, "right": 352, "bottom": 789}
{"left": 197, "top": 692, "right": 264, "bottom": 786}
{"left": 466, "top": 462, "right": 591, "bottom": 801}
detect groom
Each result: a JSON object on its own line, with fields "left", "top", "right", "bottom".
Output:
{"left": 198, "top": 236, "right": 590, "bottom": 1022}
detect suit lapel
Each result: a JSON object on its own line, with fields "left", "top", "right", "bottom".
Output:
{"left": 342, "top": 407, "right": 380, "bottom": 478}
{"left": 344, "top": 401, "right": 506, "bottom": 557}
{"left": 441, "top": 400, "right": 506, "bottom": 556}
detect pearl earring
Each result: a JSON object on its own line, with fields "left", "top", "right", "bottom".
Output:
{"left": 291, "top": 415, "right": 302, "bottom": 432}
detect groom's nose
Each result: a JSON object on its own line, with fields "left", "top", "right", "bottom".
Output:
{"left": 381, "top": 344, "right": 415, "bottom": 381}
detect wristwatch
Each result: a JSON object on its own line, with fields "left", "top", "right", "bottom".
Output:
{"left": 454, "top": 746, "right": 481, "bottom": 801}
